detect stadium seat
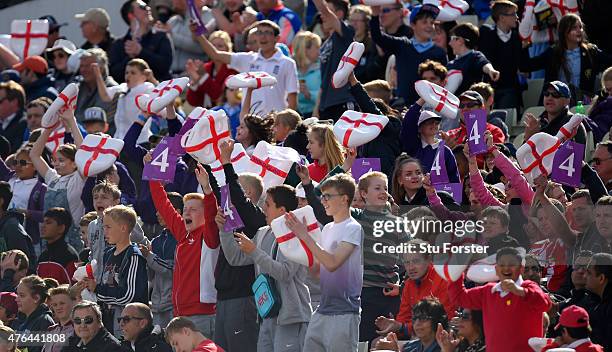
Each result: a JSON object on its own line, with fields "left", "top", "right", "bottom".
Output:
{"left": 522, "top": 106, "right": 545, "bottom": 121}
{"left": 492, "top": 108, "right": 518, "bottom": 127}
{"left": 513, "top": 132, "right": 525, "bottom": 150}
{"left": 358, "top": 342, "right": 368, "bottom": 352}
{"left": 457, "top": 15, "right": 479, "bottom": 27}
{"left": 522, "top": 78, "right": 545, "bottom": 111}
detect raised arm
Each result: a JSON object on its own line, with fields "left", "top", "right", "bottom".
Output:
{"left": 29, "top": 128, "right": 52, "bottom": 179}
{"left": 348, "top": 73, "right": 383, "bottom": 115}
{"left": 400, "top": 101, "right": 423, "bottom": 154}
{"left": 532, "top": 175, "right": 576, "bottom": 247}
{"left": 61, "top": 109, "right": 83, "bottom": 148}
{"left": 92, "top": 63, "right": 112, "bottom": 102}
{"left": 311, "top": 0, "right": 341, "bottom": 35}
{"left": 240, "top": 87, "right": 254, "bottom": 121}
{"left": 193, "top": 25, "right": 232, "bottom": 65}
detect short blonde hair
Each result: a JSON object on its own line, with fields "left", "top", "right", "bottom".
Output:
{"left": 209, "top": 30, "right": 233, "bottom": 52}
{"left": 103, "top": 205, "right": 137, "bottom": 231}
{"left": 357, "top": 171, "right": 387, "bottom": 193}
{"left": 292, "top": 31, "right": 322, "bottom": 70}
{"left": 238, "top": 173, "right": 264, "bottom": 202}
{"left": 274, "top": 109, "right": 302, "bottom": 130}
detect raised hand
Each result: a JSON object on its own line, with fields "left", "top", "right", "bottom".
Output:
{"left": 296, "top": 164, "right": 311, "bottom": 185}
{"left": 219, "top": 139, "right": 234, "bottom": 165}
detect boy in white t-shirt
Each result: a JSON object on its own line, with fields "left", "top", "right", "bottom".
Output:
{"left": 93, "top": 58, "right": 156, "bottom": 139}
{"left": 286, "top": 173, "right": 363, "bottom": 352}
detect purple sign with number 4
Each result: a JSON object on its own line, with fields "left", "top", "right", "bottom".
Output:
{"left": 551, "top": 140, "right": 584, "bottom": 187}
{"left": 221, "top": 184, "right": 244, "bottom": 232}
{"left": 351, "top": 158, "right": 381, "bottom": 182}
{"left": 434, "top": 183, "right": 463, "bottom": 204}
{"left": 430, "top": 141, "right": 449, "bottom": 185}
{"left": 143, "top": 136, "right": 179, "bottom": 182}
{"left": 464, "top": 109, "right": 488, "bottom": 155}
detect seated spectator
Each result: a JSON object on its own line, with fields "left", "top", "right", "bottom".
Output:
{"left": 0, "top": 292, "right": 18, "bottom": 328}
{"left": 0, "top": 250, "right": 29, "bottom": 293}
{"left": 118, "top": 303, "right": 172, "bottom": 352}
{"left": 45, "top": 39, "right": 78, "bottom": 92}
{"left": 585, "top": 253, "right": 612, "bottom": 349}
{"left": 306, "top": 124, "right": 345, "bottom": 182}
{"left": 81, "top": 107, "right": 109, "bottom": 134}
{"left": 0, "top": 325, "right": 17, "bottom": 352}
{"left": 64, "top": 301, "right": 122, "bottom": 350}
{"left": 255, "top": 0, "right": 302, "bottom": 45}
{"left": 587, "top": 66, "right": 612, "bottom": 143}
{"left": 37, "top": 208, "right": 78, "bottom": 285}
{"left": 79, "top": 211, "right": 97, "bottom": 250}
{"left": 435, "top": 309, "right": 486, "bottom": 352}
{"left": 272, "top": 109, "right": 301, "bottom": 144}
{"left": 542, "top": 305, "right": 604, "bottom": 351}
{"left": 292, "top": 31, "right": 321, "bottom": 118}
{"left": 0, "top": 81, "right": 28, "bottom": 153}
{"left": 185, "top": 31, "right": 237, "bottom": 109}
{"left": 43, "top": 285, "right": 76, "bottom": 352}
{"left": 15, "top": 275, "right": 55, "bottom": 352}
{"left": 524, "top": 81, "right": 587, "bottom": 145}
{"left": 480, "top": 206, "right": 521, "bottom": 255}
{"left": 109, "top": 0, "right": 172, "bottom": 83}
{"left": 76, "top": 8, "right": 116, "bottom": 54}
{"left": 0, "top": 181, "right": 36, "bottom": 269}
{"left": 165, "top": 316, "right": 225, "bottom": 352}
{"left": 74, "top": 48, "right": 118, "bottom": 125}
{"left": 24, "top": 98, "right": 52, "bottom": 140}
{"left": 12, "top": 56, "right": 58, "bottom": 103}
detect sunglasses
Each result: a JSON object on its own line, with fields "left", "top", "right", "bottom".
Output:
{"left": 74, "top": 316, "right": 95, "bottom": 325}
{"left": 459, "top": 101, "right": 480, "bottom": 109}
{"left": 543, "top": 90, "right": 563, "bottom": 98}
{"left": 118, "top": 316, "right": 144, "bottom": 324}
{"left": 381, "top": 7, "right": 401, "bottom": 14}
{"left": 14, "top": 159, "right": 32, "bottom": 167}
{"left": 591, "top": 157, "right": 612, "bottom": 165}
{"left": 321, "top": 193, "right": 343, "bottom": 201}
{"left": 53, "top": 52, "right": 67, "bottom": 60}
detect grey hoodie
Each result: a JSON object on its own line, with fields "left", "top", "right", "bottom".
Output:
{"left": 220, "top": 226, "right": 312, "bottom": 325}
{"left": 88, "top": 217, "right": 150, "bottom": 280}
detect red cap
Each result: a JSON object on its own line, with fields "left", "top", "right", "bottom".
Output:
{"left": 555, "top": 305, "right": 590, "bottom": 329}
{"left": 13, "top": 56, "right": 48, "bottom": 74}
{"left": 0, "top": 292, "right": 18, "bottom": 317}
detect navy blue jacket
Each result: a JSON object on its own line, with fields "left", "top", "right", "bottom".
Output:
{"left": 109, "top": 30, "right": 172, "bottom": 84}
{"left": 95, "top": 243, "right": 149, "bottom": 306}
{"left": 25, "top": 76, "right": 58, "bottom": 103}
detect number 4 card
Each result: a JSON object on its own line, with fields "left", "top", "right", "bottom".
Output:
{"left": 143, "top": 136, "right": 179, "bottom": 182}
{"left": 464, "top": 109, "right": 488, "bottom": 155}
{"left": 551, "top": 140, "right": 584, "bottom": 187}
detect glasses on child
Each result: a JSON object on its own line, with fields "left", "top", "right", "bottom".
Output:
{"left": 14, "top": 159, "right": 32, "bottom": 167}
{"left": 74, "top": 316, "right": 95, "bottom": 325}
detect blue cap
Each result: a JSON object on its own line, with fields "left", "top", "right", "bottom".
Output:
{"left": 0, "top": 69, "right": 21, "bottom": 83}
{"left": 546, "top": 81, "right": 570, "bottom": 98}
{"left": 410, "top": 4, "right": 440, "bottom": 23}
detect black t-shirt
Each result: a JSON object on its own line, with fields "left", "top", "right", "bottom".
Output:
{"left": 101, "top": 248, "right": 129, "bottom": 288}
{"left": 319, "top": 21, "right": 356, "bottom": 111}
{"left": 447, "top": 50, "right": 490, "bottom": 95}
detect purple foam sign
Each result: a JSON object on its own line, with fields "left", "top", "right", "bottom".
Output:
{"left": 430, "top": 141, "right": 449, "bottom": 185}
{"left": 464, "top": 109, "right": 488, "bottom": 155}
{"left": 221, "top": 184, "right": 244, "bottom": 232}
{"left": 143, "top": 136, "right": 179, "bottom": 182}
{"left": 434, "top": 183, "right": 463, "bottom": 204}
{"left": 551, "top": 140, "right": 584, "bottom": 187}
{"left": 351, "top": 158, "right": 381, "bottom": 181}
{"left": 188, "top": 0, "right": 207, "bottom": 36}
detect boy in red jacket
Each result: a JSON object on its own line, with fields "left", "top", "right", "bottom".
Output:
{"left": 448, "top": 246, "right": 552, "bottom": 352}
{"left": 543, "top": 305, "right": 604, "bottom": 352}
{"left": 149, "top": 163, "right": 220, "bottom": 337}
{"left": 166, "top": 316, "right": 225, "bottom": 352}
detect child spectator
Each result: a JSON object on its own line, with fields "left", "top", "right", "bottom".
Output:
{"left": 95, "top": 58, "right": 156, "bottom": 140}
{"left": 363, "top": 80, "right": 393, "bottom": 106}
{"left": 236, "top": 112, "right": 274, "bottom": 155}
{"left": 149, "top": 164, "right": 219, "bottom": 339}
{"left": 273, "top": 109, "right": 302, "bottom": 144}
{"left": 238, "top": 173, "right": 264, "bottom": 206}
{"left": 212, "top": 86, "right": 242, "bottom": 138}
{"left": 79, "top": 211, "right": 98, "bottom": 250}
{"left": 139, "top": 191, "right": 181, "bottom": 328}
{"left": 0, "top": 250, "right": 29, "bottom": 293}
{"left": 307, "top": 124, "right": 345, "bottom": 182}
{"left": 448, "top": 247, "right": 552, "bottom": 352}
{"left": 286, "top": 173, "right": 363, "bottom": 351}
{"left": 30, "top": 108, "right": 86, "bottom": 252}
{"left": 390, "top": 155, "right": 456, "bottom": 207}
{"left": 0, "top": 181, "right": 36, "bottom": 270}
{"left": 37, "top": 207, "right": 79, "bottom": 285}
{"left": 375, "top": 239, "right": 455, "bottom": 340}
{"left": 88, "top": 181, "right": 147, "bottom": 281}
{"left": 15, "top": 275, "right": 55, "bottom": 352}
{"left": 542, "top": 305, "right": 604, "bottom": 351}
{"left": 43, "top": 285, "right": 76, "bottom": 352}
{"left": 81, "top": 107, "right": 109, "bottom": 134}
{"left": 0, "top": 292, "right": 18, "bottom": 328}
{"left": 217, "top": 184, "right": 312, "bottom": 351}
{"left": 80, "top": 205, "right": 149, "bottom": 338}
{"left": 165, "top": 317, "right": 225, "bottom": 352}
{"left": 292, "top": 31, "right": 321, "bottom": 118}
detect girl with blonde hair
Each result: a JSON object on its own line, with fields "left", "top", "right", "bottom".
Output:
{"left": 306, "top": 124, "right": 345, "bottom": 182}
{"left": 292, "top": 31, "right": 322, "bottom": 117}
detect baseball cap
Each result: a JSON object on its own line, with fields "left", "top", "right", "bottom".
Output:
{"left": 83, "top": 107, "right": 107, "bottom": 124}
{"left": 0, "top": 69, "right": 21, "bottom": 83}
{"left": 46, "top": 39, "right": 77, "bottom": 55}
{"left": 545, "top": 81, "right": 571, "bottom": 98}
{"left": 410, "top": 4, "right": 440, "bottom": 23}
{"left": 75, "top": 8, "right": 111, "bottom": 29}
{"left": 13, "top": 56, "right": 48, "bottom": 74}
{"left": 417, "top": 110, "right": 442, "bottom": 126}
{"left": 0, "top": 292, "right": 18, "bottom": 317}
{"left": 39, "top": 15, "right": 68, "bottom": 32}
{"left": 555, "top": 305, "right": 590, "bottom": 330}
{"left": 459, "top": 90, "right": 485, "bottom": 105}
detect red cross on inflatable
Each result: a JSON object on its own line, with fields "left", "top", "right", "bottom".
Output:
{"left": 80, "top": 137, "right": 120, "bottom": 177}
{"left": 183, "top": 114, "right": 230, "bottom": 161}
{"left": 276, "top": 222, "right": 319, "bottom": 266}
{"left": 58, "top": 92, "right": 77, "bottom": 113}
{"left": 243, "top": 73, "right": 269, "bottom": 89}
{"left": 251, "top": 156, "right": 289, "bottom": 179}
{"left": 523, "top": 139, "right": 561, "bottom": 175}
{"left": 46, "top": 129, "right": 65, "bottom": 155}
{"left": 211, "top": 151, "right": 248, "bottom": 173}
{"left": 153, "top": 79, "right": 184, "bottom": 97}
{"left": 430, "top": 84, "right": 459, "bottom": 113}
{"left": 439, "top": 0, "right": 466, "bottom": 12}
{"left": 339, "top": 113, "right": 385, "bottom": 147}
{"left": 11, "top": 20, "right": 48, "bottom": 59}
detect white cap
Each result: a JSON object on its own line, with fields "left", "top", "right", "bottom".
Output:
{"left": 417, "top": 110, "right": 442, "bottom": 126}
{"left": 46, "top": 39, "right": 76, "bottom": 55}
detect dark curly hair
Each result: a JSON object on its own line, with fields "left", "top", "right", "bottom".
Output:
{"left": 283, "top": 123, "right": 309, "bottom": 156}
{"left": 412, "top": 296, "right": 449, "bottom": 331}
{"left": 243, "top": 114, "right": 274, "bottom": 148}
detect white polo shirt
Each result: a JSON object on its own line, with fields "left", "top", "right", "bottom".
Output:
{"left": 107, "top": 81, "right": 155, "bottom": 140}
{"left": 229, "top": 49, "right": 299, "bottom": 115}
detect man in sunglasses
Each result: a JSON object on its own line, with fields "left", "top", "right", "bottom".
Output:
{"left": 524, "top": 80, "right": 587, "bottom": 144}
{"left": 68, "top": 301, "right": 122, "bottom": 350}
{"left": 591, "top": 140, "right": 612, "bottom": 193}
{"left": 379, "top": 4, "right": 411, "bottom": 38}
{"left": 119, "top": 303, "right": 172, "bottom": 352}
